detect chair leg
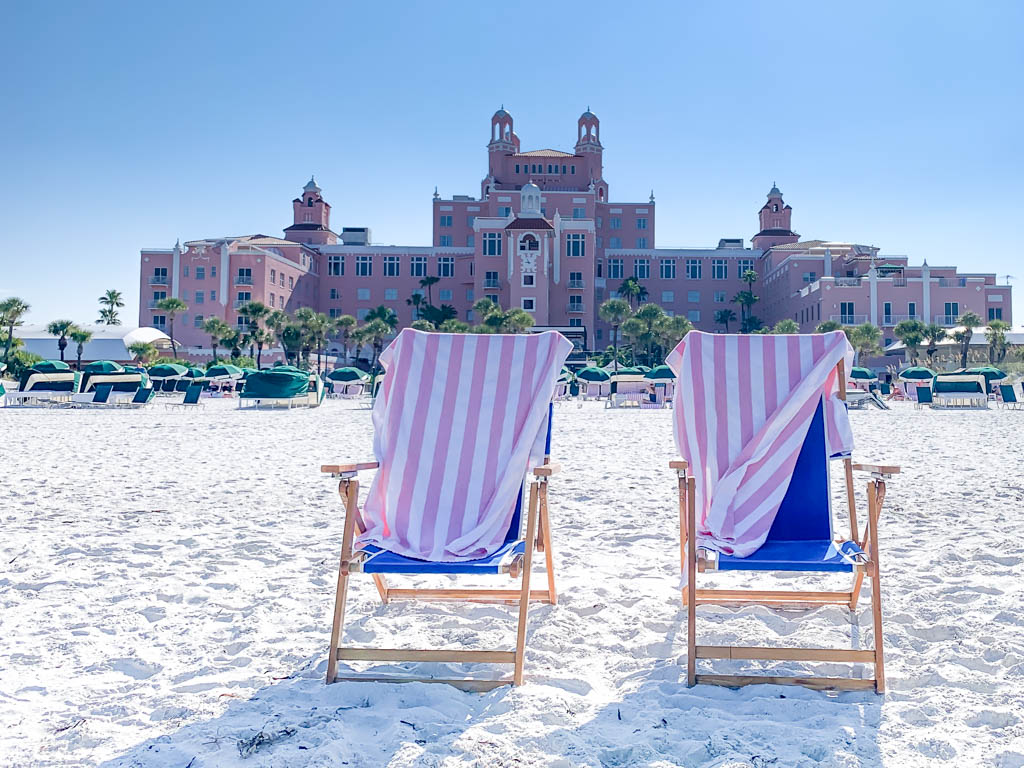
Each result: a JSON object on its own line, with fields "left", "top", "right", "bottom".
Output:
{"left": 371, "top": 574, "right": 389, "bottom": 604}
{"left": 686, "top": 477, "right": 697, "bottom": 687}
{"left": 539, "top": 483, "right": 557, "bottom": 605}
{"left": 327, "top": 478, "right": 360, "bottom": 684}
{"left": 513, "top": 481, "right": 540, "bottom": 685}
{"left": 867, "top": 479, "right": 886, "bottom": 693}
{"left": 678, "top": 472, "right": 688, "bottom": 607}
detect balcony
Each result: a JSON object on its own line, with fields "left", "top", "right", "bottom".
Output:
{"left": 233, "top": 300, "right": 251, "bottom": 310}
{"left": 833, "top": 277, "right": 862, "bottom": 287}
{"left": 888, "top": 314, "right": 919, "bottom": 324}
{"left": 830, "top": 314, "right": 867, "bottom": 325}
{"left": 892, "top": 278, "right": 908, "bottom": 287}
{"left": 567, "top": 303, "right": 586, "bottom": 313}
{"left": 483, "top": 278, "right": 501, "bottom": 289}
{"left": 147, "top": 300, "right": 166, "bottom": 309}
{"left": 149, "top": 275, "right": 169, "bottom": 285}
{"left": 568, "top": 280, "right": 585, "bottom": 290}
{"left": 234, "top": 275, "right": 254, "bottom": 286}
{"left": 934, "top": 315, "right": 959, "bottom": 326}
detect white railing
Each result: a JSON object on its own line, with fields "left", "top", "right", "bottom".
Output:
{"left": 799, "top": 280, "right": 821, "bottom": 297}
{"left": 830, "top": 314, "right": 867, "bottom": 325}
{"left": 568, "top": 280, "right": 585, "bottom": 289}
{"left": 567, "top": 303, "right": 586, "bottom": 313}
{"left": 233, "top": 300, "right": 250, "bottom": 310}
{"left": 149, "top": 275, "right": 169, "bottom": 285}
{"left": 234, "top": 276, "right": 254, "bottom": 285}
{"left": 483, "top": 279, "right": 500, "bottom": 289}
{"left": 833, "top": 277, "right": 862, "bottom": 287}
{"left": 934, "top": 315, "right": 959, "bottom": 326}
{"left": 147, "top": 300, "right": 164, "bottom": 309}
{"left": 889, "top": 314, "right": 918, "bottom": 324}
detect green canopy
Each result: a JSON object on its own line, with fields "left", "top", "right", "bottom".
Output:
{"left": 149, "top": 363, "right": 188, "bottom": 378}
{"left": 270, "top": 365, "right": 305, "bottom": 374}
{"left": 635, "top": 365, "right": 652, "bottom": 373}
{"left": 32, "top": 360, "right": 70, "bottom": 373}
{"left": 576, "top": 366, "right": 611, "bottom": 382}
{"left": 206, "top": 364, "right": 243, "bottom": 380}
{"left": 241, "top": 367, "right": 260, "bottom": 378}
{"left": 184, "top": 367, "right": 207, "bottom": 379}
{"left": 612, "top": 366, "right": 644, "bottom": 376}
{"left": 964, "top": 366, "right": 1007, "bottom": 384}
{"left": 645, "top": 365, "right": 675, "bottom": 380}
{"left": 82, "top": 360, "right": 124, "bottom": 374}
{"left": 557, "top": 366, "right": 573, "bottom": 382}
{"left": 327, "top": 367, "right": 369, "bottom": 382}
{"left": 241, "top": 369, "right": 310, "bottom": 399}
{"left": 849, "top": 367, "right": 877, "bottom": 380}
{"left": 898, "top": 366, "right": 936, "bottom": 381}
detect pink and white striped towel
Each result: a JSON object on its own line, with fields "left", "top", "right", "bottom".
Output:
{"left": 357, "top": 329, "right": 572, "bottom": 562}
{"left": 666, "top": 331, "right": 854, "bottom": 558}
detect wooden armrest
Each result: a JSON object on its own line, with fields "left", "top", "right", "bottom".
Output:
{"left": 321, "top": 461, "right": 379, "bottom": 475}
{"left": 851, "top": 462, "right": 900, "bottom": 475}
{"left": 669, "top": 460, "right": 689, "bottom": 470}
{"left": 533, "top": 462, "right": 561, "bottom": 477}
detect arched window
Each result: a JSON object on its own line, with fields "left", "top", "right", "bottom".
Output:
{"left": 772, "top": 203, "right": 779, "bottom": 212}
{"left": 307, "top": 197, "right": 314, "bottom": 207}
{"left": 519, "top": 234, "right": 539, "bottom": 252}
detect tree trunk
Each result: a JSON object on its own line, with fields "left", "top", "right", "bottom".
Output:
{"left": 256, "top": 343, "right": 262, "bottom": 368}
{"left": 211, "top": 342, "right": 218, "bottom": 363}
{"left": 58, "top": 338, "right": 67, "bottom": 361}
{"left": 169, "top": 321, "right": 177, "bottom": 359}
{"left": 612, "top": 325, "right": 619, "bottom": 372}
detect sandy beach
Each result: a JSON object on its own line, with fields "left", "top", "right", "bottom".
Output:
{"left": 2, "top": 398, "right": 1022, "bottom": 767}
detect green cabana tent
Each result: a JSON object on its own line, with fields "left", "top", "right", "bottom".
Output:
{"left": 240, "top": 368, "right": 311, "bottom": 399}
{"left": 964, "top": 366, "right": 1007, "bottom": 385}
{"left": 611, "top": 366, "right": 644, "bottom": 376}
{"left": 32, "top": 360, "right": 71, "bottom": 373}
{"left": 206, "top": 364, "right": 243, "bottom": 380}
{"left": 149, "top": 363, "right": 188, "bottom": 379}
{"left": 184, "top": 367, "right": 207, "bottom": 379}
{"left": 644, "top": 365, "right": 675, "bottom": 380}
{"left": 849, "top": 366, "right": 878, "bottom": 380}
{"left": 897, "top": 366, "right": 936, "bottom": 381}
{"left": 82, "top": 360, "right": 124, "bottom": 374}
{"left": 576, "top": 366, "right": 611, "bottom": 382}
{"left": 327, "top": 367, "right": 369, "bottom": 382}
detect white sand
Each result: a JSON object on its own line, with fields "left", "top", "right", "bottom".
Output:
{"left": 1, "top": 398, "right": 1023, "bottom": 767}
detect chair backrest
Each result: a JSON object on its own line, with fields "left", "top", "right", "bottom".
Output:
{"left": 132, "top": 387, "right": 153, "bottom": 404}
{"left": 917, "top": 385, "right": 933, "bottom": 403}
{"left": 183, "top": 384, "right": 203, "bottom": 404}
{"left": 93, "top": 384, "right": 113, "bottom": 403}
{"left": 880, "top": 382, "right": 891, "bottom": 395}
{"left": 174, "top": 378, "right": 190, "bottom": 392}
{"left": 764, "top": 398, "right": 832, "bottom": 542}
{"left": 999, "top": 384, "right": 1017, "bottom": 403}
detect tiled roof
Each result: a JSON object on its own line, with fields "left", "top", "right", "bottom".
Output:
{"left": 769, "top": 239, "right": 827, "bottom": 251}
{"left": 283, "top": 223, "right": 336, "bottom": 233}
{"left": 505, "top": 217, "right": 554, "bottom": 230}
{"left": 514, "top": 149, "right": 575, "bottom": 158}
{"left": 754, "top": 228, "right": 798, "bottom": 238}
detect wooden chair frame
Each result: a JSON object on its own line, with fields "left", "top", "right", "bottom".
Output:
{"left": 321, "top": 460, "right": 560, "bottom": 691}
{"left": 674, "top": 360, "right": 900, "bottom": 693}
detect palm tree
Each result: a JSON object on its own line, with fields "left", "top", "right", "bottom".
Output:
{"left": 848, "top": 322, "right": 883, "bottom": 365}
{"left": 1, "top": 297, "right": 30, "bottom": 366}
{"left": 815, "top": 320, "right": 842, "bottom": 333}
{"left": 923, "top": 323, "right": 947, "bottom": 364}
{"left": 362, "top": 318, "right": 393, "bottom": 371}
{"left": 306, "top": 312, "right": 332, "bottom": 375}
{"left": 472, "top": 298, "right": 500, "bottom": 321}
{"left": 238, "top": 300, "right": 270, "bottom": 329}
{"left": 410, "top": 319, "right": 437, "bottom": 331}
{"left": 617, "top": 277, "right": 642, "bottom": 309}
{"left": 280, "top": 323, "right": 304, "bottom": 366}
{"left": 265, "top": 309, "right": 289, "bottom": 361}
{"left": 620, "top": 316, "right": 646, "bottom": 365}
{"left": 656, "top": 315, "right": 693, "bottom": 355}
{"left": 772, "top": 319, "right": 800, "bottom": 334}
{"left": 501, "top": 308, "right": 535, "bottom": 334}
{"left": 418, "top": 276, "right": 440, "bottom": 306}
{"left": 599, "top": 298, "right": 632, "bottom": 371}
{"left": 128, "top": 341, "right": 158, "bottom": 365}
{"left": 634, "top": 303, "right": 666, "bottom": 365}
{"left": 406, "top": 293, "right": 425, "bottom": 321}
{"left": 732, "top": 290, "right": 759, "bottom": 331}
{"left": 420, "top": 303, "right": 458, "bottom": 328}
{"left": 439, "top": 318, "right": 470, "bottom": 333}
{"left": 155, "top": 297, "right": 188, "bottom": 358}
{"left": 68, "top": 326, "right": 92, "bottom": 369}
{"left": 201, "top": 317, "right": 231, "bottom": 364}
{"left": 741, "top": 269, "right": 758, "bottom": 292}
{"left": 97, "top": 289, "right": 125, "bottom": 325}
{"left": 333, "top": 314, "right": 357, "bottom": 363}
{"left": 714, "top": 308, "right": 737, "bottom": 333}
{"left": 955, "top": 311, "right": 982, "bottom": 368}
{"left": 220, "top": 329, "right": 245, "bottom": 361}
{"left": 985, "top": 319, "right": 1011, "bottom": 363}
{"left": 45, "top": 319, "right": 76, "bottom": 361}
{"left": 293, "top": 307, "right": 317, "bottom": 367}
{"left": 893, "top": 319, "right": 927, "bottom": 365}
{"left": 366, "top": 305, "right": 399, "bottom": 332}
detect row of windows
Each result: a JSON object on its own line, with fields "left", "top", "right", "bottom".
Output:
{"left": 514, "top": 163, "right": 576, "bottom": 175}
{"left": 603, "top": 258, "right": 753, "bottom": 281}
{"left": 180, "top": 266, "right": 214, "bottom": 280}
{"left": 601, "top": 217, "right": 647, "bottom": 230}
{"left": 326, "top": 254, "right": 458, "bottom": 278}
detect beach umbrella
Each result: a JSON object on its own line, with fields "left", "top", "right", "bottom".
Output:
{"left": 327, "top": 367, "right": 369, "bottom": 382}
{"left": 965, "top": 366, "right": 1007, "bottom": 385}
{"left": 635, "top": 365, "right": 652, "bottom": 373}
{"left": 33, "top": 360, "right": 71, "bottom": 373}
{"left": 557, "top": 365, "right": 573, "bottom": 382}
{"left": 848, "top": 367, "right": 877, "bottom": 381}
{"left": 612, "top": 366, "right": 644, "bottom": 376}
{"left": 184, "top": 366, "right": 207, "bottom": 379}
{"left": 82, "top": 360, "right": 124, "bottom": 374}
{"left": 576, "top": 366, "right": 611, "bottom": 382}
{"left": 206, "top": 364, "right": 243, "bottom": 380}
{"left": 148, "top": 363, "right": 188, "bottom": 378}
{"left": 897, "top": 366, "right": 936, "bottom": 381}
{"left": 644, "top": 365, "right": 675, "bottom": 380}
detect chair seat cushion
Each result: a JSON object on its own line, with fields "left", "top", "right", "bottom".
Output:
{"left": 716, "top": 539, "right": 865, "bottom": 572}
{"left": 358, "top": 540, "right": 526, "bottom": 574}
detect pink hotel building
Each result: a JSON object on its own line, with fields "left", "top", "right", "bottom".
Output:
{"left": 140, "top": 108, "right": 1011, "bottom": 359}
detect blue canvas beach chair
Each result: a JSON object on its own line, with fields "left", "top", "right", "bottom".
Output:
{"left": 166, "top": 384, "right": 204, "bottom": 409}
{"left": 321, "top": 329, "right": 571, "bottom": 690}
{"left": 998, "top": 383, "right": 1021, "bottom": 410}
{"left": 915, "top": 385, "right": 933, "bottom": 408}
{"left": 123, "top": 387, "right": 155, "bottom": 408}
{"left": 668, "top": 331, "right": 900, "bottom": 693}
{"left": 74, "top": 383, "right": 114, "bottom": 408}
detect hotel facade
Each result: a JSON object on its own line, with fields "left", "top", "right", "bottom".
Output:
{"left": 139, "top": 108, "right": 1011, "bottom": 359}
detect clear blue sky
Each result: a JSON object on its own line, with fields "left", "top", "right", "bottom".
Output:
{"left": 2, "top": 1, "right": 1021, "bottom": 326}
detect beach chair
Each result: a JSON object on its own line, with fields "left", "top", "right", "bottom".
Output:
{"left": 321, "top": 329, "right": 571, "bottom": 690}
{"left": 999, "top": 383, "right": 1022, "bottom": 410}
{"left": 122, "top": 387, "right": 155, "bottom": 408}
{"left": 70, "top": 383, "right": 114, "bottom": 408}
{"left": 915, "top": 385, "right": 933, "bottom": 408}
{"left": 668, "top": 331, "right": 899, "bottom": 693}
{"left": 166, "top": 384, "right": 204, "bottom": 409}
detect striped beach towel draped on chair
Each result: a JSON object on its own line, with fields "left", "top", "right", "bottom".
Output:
{"left": 666, "top": 331, "right": 854, "bottom": 557}
{"left": 357, "top": 329, "right": 572, "bottom": 562}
